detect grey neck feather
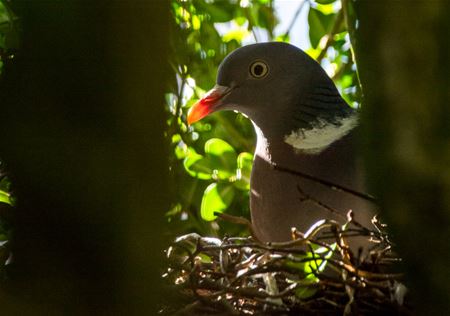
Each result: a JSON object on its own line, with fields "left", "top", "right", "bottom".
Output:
{"left": 284, "top": 113, "right": 358, "bottom": 154}
{"left": 253, "top": 84, "right": 357, "bottom": 163}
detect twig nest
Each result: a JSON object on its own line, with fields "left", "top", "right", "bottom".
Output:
{"left": 163, "top": 215, "right": 411, "bottom": 315}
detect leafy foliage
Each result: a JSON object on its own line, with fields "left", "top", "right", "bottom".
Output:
{"left": 167, "top": 0, "right": 361, "bottom": 238}
{"left": 0, "top": 164, "right": 12, "bottom": 276}
{"left": 0, "top": 0, "right": 17, "bottom": 275}
{"left": 167, "top": 0, "right": 275, "bottom": 237}
{"left": 0, "top": 0, "right": 18, "bottom": 74}
{"left": 0, "top": 178, "right": 11, "bottom": 206}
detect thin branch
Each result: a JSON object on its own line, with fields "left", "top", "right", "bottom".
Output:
{"left": 281, "top": 0, "right": 309, "bottom": 41}
{"left": 215, "top": 212, "right": 259, "bottom": 241}
{"left": 317, "top": 10, "right": 344, "bottom": 63}
{"left": 332, "top": 58, "right": 352, "bottom": 81}
{"left": 272, "top": 162, "right": 377, "bottom": 203}
{"left": 341, "top": 0, "right": 364, "bottom": 97}
{"left": 297, "top": 185, "right": 347, "bottom": 220}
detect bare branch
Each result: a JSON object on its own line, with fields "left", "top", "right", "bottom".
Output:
{"left": 272, "top": 162, "right": 377, "bottom": 203}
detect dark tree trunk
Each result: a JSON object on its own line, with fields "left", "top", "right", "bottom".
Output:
{"left": 0, "top": 1, "right": 170, "bottom": 314}
{"left": 352, "top": 0, "right": 450, "bottom": 314}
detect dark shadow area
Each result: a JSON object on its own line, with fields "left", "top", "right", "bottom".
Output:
{"left": 0, "top": 1, "right": 170, "bottom": 314}
{"left": 354, "top": 1, "right": 450, "bottom": 314}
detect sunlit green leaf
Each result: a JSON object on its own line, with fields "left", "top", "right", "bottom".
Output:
{"left": 314, "top": 0, "right": 337, "bottom": 7}
{"left": 192, "top": 15, "right": 201, "bottom": 30}
{"left": 166, "top": 203, "right": 183, "bottom": 217}
{"left": 308, "top": 8, "right": 336, "bottom": 48}
{"left": 175, "top": 142, "right": 189, "bottom": 160}
{"left": 293, "top": 274, "right": 320, "bottom": 299}
{"left": 175, "top": 5, "right": 191, "bottom": 22}
{"left": 304, "top": 244, "right": 335, "bottom": 274}
{"left": 234, "top": 16, "right": 246, "bottom": 26}
{"left": 172, "top": 134, "right": 182, "bottom": 144}
{"left": 275, "top": 34, "right": 289, "bottom": 43}
{"left": 222, "top": 29, "right": 250, "bottom": 43}
{"left": 0, "top": 189, "right": 11, "bottom": 206}
{"left": 235, "top": 152, "right": 253, "bottom": 190}
{"left": 198, "top": 253, "right": 212, "bottom": 263}
{"left": 183, "top": 149, "right": 213, "bottom": 180}
{"left": 201, "top": 183, "right": 235, "bottom": 221}
{"left": 285, "top": 243, "right": 336, "bottom": 298}
{"left": 205, "top": 137, "right": 235, "bottom": 156}
{"left": 305, "top": 47, "right": 321, "bottom": 60}
{"left": 204, "top": 138, "right": 237, "bottom": 179}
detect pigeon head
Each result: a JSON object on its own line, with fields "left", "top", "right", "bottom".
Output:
{"left": 188, "top": 42, "right": 355, "bottom": 151}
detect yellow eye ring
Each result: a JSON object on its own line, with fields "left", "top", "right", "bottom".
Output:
{"left": 249, "top": 60, "right": 269, "bottom": 78}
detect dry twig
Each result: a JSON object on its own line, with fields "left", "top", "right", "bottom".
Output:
{"left": 163, "top": 214, "right": 410, "bottom": 315}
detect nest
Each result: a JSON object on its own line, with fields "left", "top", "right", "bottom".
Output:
{"left": 163, "top": 211, "right": 411, "bottom": 315}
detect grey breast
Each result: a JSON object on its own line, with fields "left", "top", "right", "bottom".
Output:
{"left": 250, "top": 127, "right": 375, "bottom": 242}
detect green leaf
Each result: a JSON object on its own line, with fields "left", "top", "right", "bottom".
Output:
{"left": 175, "top": 145, "right": 188, "bottom": 160}
{"left": 234, "top": 152, "right": 253, "bottom": 190}
{"left": 308, "top": 8, "right": 336, "bottom": 48}
{"left": 305, "top": 47, "right": 321, "bottom": 60}
{"left": 285, "top": 243, "right": 336, "bottom": 298}
{"left": 200, "top": 183, "right": 235, "bottom": 221}
{"left": 294, "top": 274, "right": 320, "bottom": 299}
{"left": 255, "top": 6, "right": 277, "bottom": 30}
{"left": 183, "top": 139, "right": 239, "bottom": 180}
{"left": 195, "top": 0, "right": 234, "bottom": 23}
{"left": 204, "top": 137, "right": 235, "bottom": 157}
{"left": 192, "top": 15, "right": 201, "bottom": 30}
{"left": 222, "top": 29, "right": 250, "bottom": 43}
{"left": 0, "top": 177, "right": 10, "bottom": 192}
{"left": 166, "top": 203, "right": 183, "bottom": 217}
{"left": 0, "top": 2, "right": 10, "bottom": 27}
{"left": 314, "top": 0, "right": 336, "bottom": 5}
{"left": 183, "top": 149, "right": 213, "bottom": 180}
{"left": 0, "top": 0, "right": 19, "bottom": 50}
{"left": 234, "top": 16, "right": 247, "bottom": 26}
{"left": 0, "top": 189, "right": 11, "bottom": 206}
{"left": 198, "top": 253, "right": 212, "bottom": 263}
{"left": 304, "top": 244, "right": 335, "bottom": 274}
{"left": 204, "top": 138, "right": 237, "bottom": 179}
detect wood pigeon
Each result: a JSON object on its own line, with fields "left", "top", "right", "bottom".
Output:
{"left": 187, "top": 42, "right": 375, "bottom": 243}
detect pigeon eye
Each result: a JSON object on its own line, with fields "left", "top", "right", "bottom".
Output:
{"left": 249, "top": 61, "right": 269, "bottom": 78}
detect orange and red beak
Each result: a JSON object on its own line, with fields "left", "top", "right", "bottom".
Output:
{"left": 187, "top": 85, "right": 231, "bottom": 125}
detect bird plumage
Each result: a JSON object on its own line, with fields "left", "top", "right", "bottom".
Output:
{"left": 188, "top": 42, "right": 375, "bottom": 242}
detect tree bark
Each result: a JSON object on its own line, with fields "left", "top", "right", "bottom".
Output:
{"left": 352, "top": 0, "right": 450, "bottom": 314}
{"left": 0, "top": 1, "right": 170, "bottom": 314}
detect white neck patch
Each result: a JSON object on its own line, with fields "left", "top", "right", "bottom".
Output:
{"left": 284, "top": 114, "right": 359, "bottom": 154}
